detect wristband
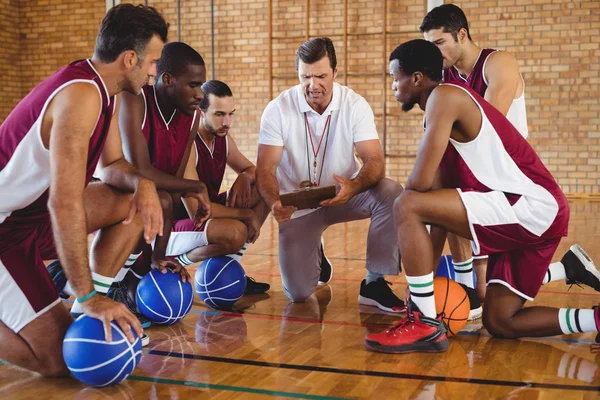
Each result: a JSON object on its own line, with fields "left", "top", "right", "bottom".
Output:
{"left": 76, "top": 289, "right": 97, "bottom": 303}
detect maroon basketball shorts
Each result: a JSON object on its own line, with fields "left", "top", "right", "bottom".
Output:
{"left": 0, "top": 218, "right": 60, "bottom": 332}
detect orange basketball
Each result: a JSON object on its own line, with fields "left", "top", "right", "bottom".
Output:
{"left": 433, "top": 277, "right": 470, "bottom": 337}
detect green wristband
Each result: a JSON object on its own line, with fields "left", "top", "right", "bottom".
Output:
{"left": 76, "top": 289, "right": 97, "bottom": 303}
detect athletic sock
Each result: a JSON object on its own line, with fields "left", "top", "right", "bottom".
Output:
{"left": 406, "top": 272, "right": 436, "bottom": 318}
{"left": 453, "top": 257, "right": 474, "bottom": 288}
{"left": 176, "top": 252, "right": 194, "bottom": 267}
{"left": 366, "top": 271, "right": 384, "bottom": 284}
{"left": 558, "top": 308, "right": 598, "bottom": 334}
{"left": 227, "top": 242, "right": 248, "bottom": 263}
{"left": 542, "top": 262, "right": 567, "bottom": 285}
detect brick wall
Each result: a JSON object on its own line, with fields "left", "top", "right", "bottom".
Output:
{"left": 1, "top": 0, "right": 598, "bottom": 193}
{"left": 0, "top": 0, "right": 22, "bottom": 122}
{"left": 18, "top": 0, "right": 106, "bottom": 96}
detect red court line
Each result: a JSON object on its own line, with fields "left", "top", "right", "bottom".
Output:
{"left": 244, "top": 272, "right": 600, "bottom": 298}
{"left": 220, "top": 311, "right": 386, "bottom": 329}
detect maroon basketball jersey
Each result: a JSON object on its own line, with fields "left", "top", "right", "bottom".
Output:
{"left": 437, "top": 83, "right": 568, "bottom": 238}
{"left": 141, "top": 85, "right": 196, "bottom": 176}
{"left": 443, "top": 48, "right": 496, "bottom": 96}
{"left": 0, "top": 59, "right": 114, "bottom": 223}
{"left": 194, "top": 134, "right": 227, "bottom": 202}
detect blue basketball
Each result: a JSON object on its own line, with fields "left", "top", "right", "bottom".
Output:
{"left": 194, "top": 256, "right": 246, "bottom": 309}
{"left": 63, "top": 315, "right": 141, "bottom": 387}
{"left": 136, "top": 269, "right": 194, "bottom": 325}
{"left": 436, "top": 254, "right": 477, "bottom": 287}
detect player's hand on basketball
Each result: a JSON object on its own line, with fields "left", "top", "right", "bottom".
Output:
{"left": 124, "top": 179, "right": 163, "bottom": 244}
{"left": 151, "top": 257, "right": 191, "bottom": 283}
{"left": 271, "top": 200, "right": 296, "bottom": 223}
{"left": 591, "top": 342, "right": 600, "bottom": 353}
{"left": 80, "top": 295, "right": 143, "bottom": 344}
{"left": 320, "top": 174, "right": 359, "bottom": 207}
{"left": 228, "top": 173, "right": 252, "bottom": 209}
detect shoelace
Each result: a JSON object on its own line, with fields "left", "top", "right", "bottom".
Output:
{"left": 386, "top": 313, "right": 415, "bottom": 336}
{"left": 567, "top": 282, "right": 584, "bottom": 291}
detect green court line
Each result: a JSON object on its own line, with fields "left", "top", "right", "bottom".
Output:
{"left": 128, "top": 375, "right": 348, "bottom": 400}
{"left": 0, "top": 362, "right": 345, "bottom": 399}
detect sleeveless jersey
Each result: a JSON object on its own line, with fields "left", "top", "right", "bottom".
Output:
{"left": 141, "top": 85, "right": 196, "bottom": 175}
{"left": 194, "top": 134, "right": 228, "bottom": 202}
{"left": 0, "top": 59, "right": 114, "bottom": 223}
{"left": 443, "top": 48, "right": 529, "bottom": 138}
{"left": 438, "top": 83, "right": 568, "bottom": 239}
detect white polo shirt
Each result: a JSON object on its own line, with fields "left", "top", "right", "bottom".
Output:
{"left": 259, "top": 82, "right": 379, "bottom": 218}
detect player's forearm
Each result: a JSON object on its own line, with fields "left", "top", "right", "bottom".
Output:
{"left": 139, "top": 165, "right": 204, "bottom": 194}
{"left": 239, "top": 166, "right": 256, "bottom": 184}
{"left": 48, "top": 198, "right": 94, "bottom": 298}
{"left": 352, "top": 155, "right": 385, "bottom": 193}
{"left": 210, "top": 202, "right": 252, "bottom": 220}
{"left": 256, "top": 168, "right": 280, "bottom": 208}
{"left": 151, "top": 218, "right": 173, "bottom": 263}
{"left": 96, "top": 157, "right": 153, "bottom": 193}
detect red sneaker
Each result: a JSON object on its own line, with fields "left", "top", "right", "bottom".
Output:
{"left": 365, "top": 304, "right": 448, "bottom": 354}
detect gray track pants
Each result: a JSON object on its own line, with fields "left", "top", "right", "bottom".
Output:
{"left": 277, "top": 178, "right": 402, "bottom": 302}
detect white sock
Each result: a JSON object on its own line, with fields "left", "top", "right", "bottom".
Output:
{"left": 69, "top": 273, "right": 114, "bottom": 315}
{"left": 406, "top": 272, "right": 436, "bottom": 318}
{"left": 453, "top": 257, "right": 474, "bottom": 288}
{"left": 65, "top": 252, "right": 141, "bottom": 294}
{"left": 227, "top": 243, "right": 248, "bottom": 263}
{"left": 114, "top": 252, "right": 143, "bottom": 283}
{"left": 92, "top": 272, "right": 114, "bottom": 295}
{"left": 63, "top": 281, "right": 75, "bottom": 297}
{"left": 542, "top": 262, "right": 567, "bottom": 285}
{"left": 176, "top": 252, "right": 194, "bottom": 266}
{"left": 558, "top": 308, "right": 598, "bottom": 334}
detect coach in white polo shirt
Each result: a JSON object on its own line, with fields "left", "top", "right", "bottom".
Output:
{"left": 256, "top": 37, "right": 404, "bottom": 312}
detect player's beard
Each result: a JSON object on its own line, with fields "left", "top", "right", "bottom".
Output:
{"left": 401, "top": 101, "right": 416, "bottom": 112}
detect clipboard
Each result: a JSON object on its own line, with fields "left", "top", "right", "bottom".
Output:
{"left": 279, "top": 185, "right": 337, "bottom": 210}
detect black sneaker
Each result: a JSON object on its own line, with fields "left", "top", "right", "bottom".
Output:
{"left": 562, "top": 244, "right": 600, "bottom": 292}
{"left": 358, "top": 278, "right": 406, "bottom": 313}
{"left": 46, "top": 260, "right": 70, "bottom": 299}
{"left": 244, "top": 276, "right": 270, "bottom": 295}
{"left": 106, "top": 281, "right": 152, "bottom": 329}
{"left": 458, "top": 283, "right": 482, "bottom": 320}
{"left": 318, "top": 238, "right": 333, "bottom": 285}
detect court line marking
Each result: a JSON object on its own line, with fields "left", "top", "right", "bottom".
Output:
{"left": 145, "top": 349, "right": 600, "bottom": 392}
{"left": 127, "top": 375, "right": 348, "bottom": 399}
{"left": 0, "top": 361, "right": 346, "bottom": 399}
{"left": 241, "top": 253, "right": 600, "bottom": 298}
{"left": 61, "top": 301, "right": 597, "bottom": 345}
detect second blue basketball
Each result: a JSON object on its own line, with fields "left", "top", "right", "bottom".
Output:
{"left": 194, "top": 256, "right": 246, "bottom": 309}
{"left": 136, "top": 269, "right": 194, "bottom": 325}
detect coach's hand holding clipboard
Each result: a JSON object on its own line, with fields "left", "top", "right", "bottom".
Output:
{"left": 319, "top": 174, "right": 359, "bottom": 207}
{"left": 279, "top": 184, "right": 336, "bottom": 210}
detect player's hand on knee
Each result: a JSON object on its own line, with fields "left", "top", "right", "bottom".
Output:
{"left": 183, "top": 190, "right": 212, "bottom": 226}
{"left": 591, "top": 343, "right": 600, "bottom": 353}
{"left": 245, "top": 211, "right": 261, "bottom": 243}
{"left": 80, "top": 295, "right": 143, "bottom": 343}
{"left": 271, "top": 200, "right": 296, "bottom": 223}
{"left": 125, "top": 179, "right": 163, "bottom": 244}
{"left": 228, "top": 174, "right": 252, "bottom": 209}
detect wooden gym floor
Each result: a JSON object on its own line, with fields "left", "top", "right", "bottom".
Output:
{"left": 1, "top": 199, "right": 600, "bottom": 399}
